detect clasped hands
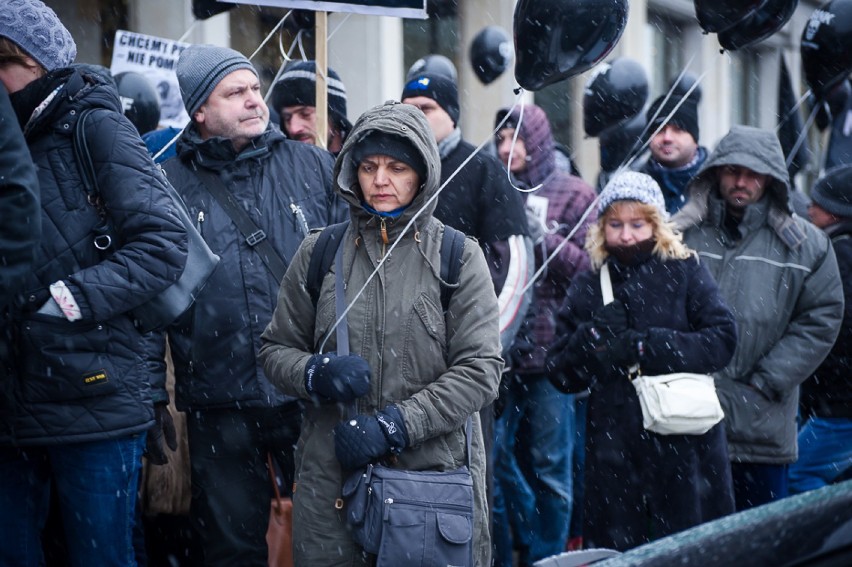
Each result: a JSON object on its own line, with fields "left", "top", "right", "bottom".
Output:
{"left": 304, "top": 352, "right": 410, "bottom": 471}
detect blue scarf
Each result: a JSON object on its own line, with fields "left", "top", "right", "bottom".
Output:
{"left": 360, "top": 201, "right": 409, "bottom": 219}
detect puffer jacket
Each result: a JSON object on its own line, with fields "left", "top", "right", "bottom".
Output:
{"left": 259, "top": 101, "right": 503, "bottom": 567}
{"left": 673, "top": 125, "right": 844, "bottom": 464}
{"left": 164, "top": 123, "right": 345, "bottom": 411}
{"left": 499, "top": 104, "right": 597, "bottom": 373}
{"left": 3, "top": 66, "right": 189, "bottom": 446}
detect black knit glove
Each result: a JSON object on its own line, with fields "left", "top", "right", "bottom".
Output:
{"left": 304, "top": 352, "right": 371, "bottom": 403}
{"left": 333, "top": 405, "right": 409, "bottom": 471}
{"left": 146, "top": 403, "right": 177, "bottom": 465}
{"left": 597, "top": 329, "right": 646, "bottom": 368}
{"left": 592, "top": 300, "right": 629, "bottom": 337}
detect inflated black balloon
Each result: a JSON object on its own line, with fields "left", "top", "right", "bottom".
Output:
{"left": 694, "top": 0, "right": 765, "bottom": 34}
{"left": 583, "top": 57, "right": 648, "bottom": 138}
{"left": 114, "top": 72, "right": 161, "bottom": 135}
{"left": 802, "top": 0, "right": 852, "bottom": 101}
{"left": 669, "top": 72, "right": 702, "bottom": 104}
{"left": 470, "top": 26, "right": 512, "bottom": 85}
{"left": 192, "top": 0, "right": 235, "bottom": 20}
{"left": 718, "top": 0, "right": 798, "bottom": 51}
{"left": 406, "top": 54, "right": 457, "bottom": 82}
{"left": 513, "top": 0, "right": 628, "bottom": 91}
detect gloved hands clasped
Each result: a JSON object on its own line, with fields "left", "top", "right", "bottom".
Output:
{"left": 334, "top": 405, "right": 410, "bottom": 471}
{"left": 146, "top": 402, "right": 177, "bottom": 465}
{"left": 304, "top": 352, "right": 371, "bottom": 403}
{"left": 589, "top": 300, "right": 645, "bottom": 368}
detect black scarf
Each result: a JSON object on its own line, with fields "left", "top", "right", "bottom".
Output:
{"left": 9, "top": 67, "right": 74, "bottom": 132}
{"left": 605, "top": 238, "right": 656, "bottom": 265}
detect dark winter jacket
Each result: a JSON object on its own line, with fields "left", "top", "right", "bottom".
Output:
{"left": 638, "top": 146, "right": 707, "bottom": 214}
{"left": 674, "top": 125, "right": 844, "bottom": 464}
{"left": 801, "top": 221, "right": 852, "bottom": 418}
{"left": 434, "top": 132, "right": 532, "bottom": 352}
{"left": 0, "top": 85, "right": 40, "bottom": 308}
{"left": 3, "top": 66, "right": 189, "bottom": 446}
{"left": 259, "top": 101, "right": 502, "bottom": 567}
{"left": 164, "top": 123, "right": 344, "bottom": 411}
{"left": 548, "top": 254, "right": 737, "bottom": 549}
{"left": 502, "top": 104, "right": 597, "bottom": 373}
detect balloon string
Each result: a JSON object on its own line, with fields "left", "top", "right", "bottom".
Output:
{"left": 328, "top": 13, "right": 352, "bottom": 41}
{"left": 250, "top": 12, "right": 292, "bottom": 61}
{"left": 318, "top": 90, "right": 526, "bottom": 353}
{"left": 504, "top": 96, "right": 544, "bottom": 193}
{"left": 785, "top": 100, "right": 819, "bottom": 169}
{"left": 263, "top": 28, "right": 304, "bottom": 104}
{"left": 776, "top": 88, "right": 812, "bottom": 136}
{"left": 177, "top": 20, "right": 199, "bottom": 44}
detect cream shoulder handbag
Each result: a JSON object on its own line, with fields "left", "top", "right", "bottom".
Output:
{"left": 600, "top": 263, "right": 724, "bottom": 435}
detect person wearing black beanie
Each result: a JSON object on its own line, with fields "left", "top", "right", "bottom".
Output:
{"left": 638, "top": 94, "right": 707, "bottom": 214}
{"left": 271, "top": 60, "right": 351, "bottom": 155}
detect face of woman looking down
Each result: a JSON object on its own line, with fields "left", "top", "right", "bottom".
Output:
{"left": 358, "top": 155, "right": 420, "bottom": 212}
{"left": 603, "top": 201, "right": 654, "bottom": 248}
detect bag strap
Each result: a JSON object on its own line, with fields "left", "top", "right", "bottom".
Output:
{"left": 600, "top": 263, "right": 641, "bottom": 377}
{"left": 72, "top": 108, "right": 99, "bottom": 205}
{"left": 439, "top": 225, "right": 465, "bottom": 313}
{"left": 599, "top": 263, "right": 614, "bottom": 306}
{"left": 307, "top": 220, "right": 350, "bottom": 309}
{"left": 192, "top": 164, "right": 289, "bottom": 283}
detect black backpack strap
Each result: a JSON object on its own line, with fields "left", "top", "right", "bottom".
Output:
{"left": 440, "top": 225, "right": 465, "bottom": 312}
{"left": 307, "top": 220, "right": 350, "bottom": 308}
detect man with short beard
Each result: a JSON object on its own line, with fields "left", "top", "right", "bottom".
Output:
{"left": 162, "top": 44, "right": 345, "bottom": 565}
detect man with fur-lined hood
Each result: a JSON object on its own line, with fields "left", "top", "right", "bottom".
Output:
{"left": 672, "top": 125, "right": 843, "bottom": 511}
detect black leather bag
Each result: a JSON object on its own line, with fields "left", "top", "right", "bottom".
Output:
{"left": 73, "top": 109, "right": 219, "bottom": 332}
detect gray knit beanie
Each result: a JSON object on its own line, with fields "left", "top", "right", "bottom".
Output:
{"left": 176, "top": 44, "right": 257, "bottom": 117}
{"left": 0, "top": 0, "right": 76, "bottom": 71}
{"left": 599, "top": 171, "right": 667, "bottom": 217}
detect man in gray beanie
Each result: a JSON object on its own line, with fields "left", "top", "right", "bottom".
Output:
{"left": 270, "top": 60, "right": 351, "bottom": 155}
{"left": 164, "top": 43, "right": 346, "bottom": 564}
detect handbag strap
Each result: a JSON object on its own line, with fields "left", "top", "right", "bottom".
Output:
{"left": 599, "top": 263, "right": 640, "bottom": 377}
{"left": 192, "top": 164, "right": 288, "bottom": 283}
{"left": 600, "top": 263, "right": 614, "bottom": 306}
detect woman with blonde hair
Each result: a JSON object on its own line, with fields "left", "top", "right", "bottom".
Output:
{"left": 546, "top": 171, "right": 737, "bottom": 551}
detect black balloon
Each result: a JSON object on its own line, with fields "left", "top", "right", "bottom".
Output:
{"left": 114, "top": 72, "right": 161, "bottom": 135}
{"left": 718, "top": 0, "right": 798, "bottom": 51}
{"left": 513, "top": 0, "right": 628, "bottom": 91}
{"left": 406, "top": 54, "right": 457, "bottom": 82}
{"left": 802, "top": 0, "right": 852, "bottom": 101}
{"left": 583, "top": 57, "right": 648, "bottom": 137}
{"left": 694, "top": 0, "right": 765, "bottom": 34}
{"left": 470, "top": 26, "right": 512, "bottom": 85}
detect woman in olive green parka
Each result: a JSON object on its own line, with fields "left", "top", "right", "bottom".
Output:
{"left": 260, "top": 100, "right": 502, "bottom": 566}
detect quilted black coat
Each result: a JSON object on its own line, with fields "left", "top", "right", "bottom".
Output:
{"left": 2, "top": 66, "right": 189, "bottom": 446}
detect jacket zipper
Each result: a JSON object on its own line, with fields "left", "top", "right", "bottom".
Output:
{"left": 381, "top": 497, "right": 471, "bottom": 520}
{"left": 290, "top": 202, "right": 309, "bottom": 237}
{"left": 197, "top": 210, "right": 206, "bottom": 235}
{"left": 380, "top": 218, "right": 389, "bottom": 256}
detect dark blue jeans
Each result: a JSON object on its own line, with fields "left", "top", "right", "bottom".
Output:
{"left": 493, "top": 374, "right": 575, "bottom": 565}
{"left": 789, "top": 417, "right": 852, "bottom": 494}
{"left": 0, "top": 434, "right": 146, "bottom": 567}
{"left": 731, "top": 461, "right": 788, "bottom": 511}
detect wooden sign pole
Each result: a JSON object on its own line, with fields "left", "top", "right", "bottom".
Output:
{"left": 315, "top": 11, "right": 328, "bottom": 150}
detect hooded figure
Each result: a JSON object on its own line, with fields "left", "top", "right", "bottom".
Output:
{"left": 673, "top": 125, "right": 843, "bottom": 511}
{"left": 260, "top": 101, "right": 502, "bottom": 566}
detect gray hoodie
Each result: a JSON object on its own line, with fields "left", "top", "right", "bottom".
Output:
{"left": 673, "top": 125, "right": 843, "bottom": 464}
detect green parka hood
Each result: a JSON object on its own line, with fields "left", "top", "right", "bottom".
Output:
{"left": 334, "top": 100, "right": 441, "bottom": 230}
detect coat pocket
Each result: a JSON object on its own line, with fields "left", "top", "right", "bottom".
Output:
{"left": 19, "top": 314, "right": 122, "bottom": 402}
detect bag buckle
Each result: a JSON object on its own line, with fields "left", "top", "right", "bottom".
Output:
{"left": 246, "top": 229, "right": 266, "bottom": 246}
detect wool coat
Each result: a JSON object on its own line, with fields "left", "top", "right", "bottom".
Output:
{"left": 548, "top": 253, "right": 737, "bottom": 550}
